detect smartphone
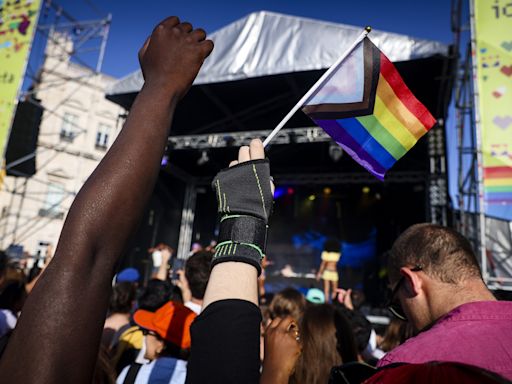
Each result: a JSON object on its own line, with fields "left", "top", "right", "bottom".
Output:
{"left": 152, "top": 250, "right": 162, "bottom": 268}
{"left": 171, "top": 258, "right": 186, "bottom": 281}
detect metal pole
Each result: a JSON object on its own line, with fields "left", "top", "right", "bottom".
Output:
{"left": 177, "top": 184, "right": 197, "bottom": 260}
{"left": 469, "top": 0, "right": 488, "bottom": 282}
{"left": 96, "top": 14, "right": 111, "bottom": 74}
{"left": 456, "top": 45, "right": 470, "bottom": 236}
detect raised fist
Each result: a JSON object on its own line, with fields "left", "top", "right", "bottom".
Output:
{"left": 138, "top": 16, "right": 214, "bottom": 99}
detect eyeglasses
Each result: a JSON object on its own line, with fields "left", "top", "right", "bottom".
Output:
{"left": 142, "top": 329, "right": 159, "bottom": 338}
{"left": 386, "top": 265, "right": 423, "bottom": 321}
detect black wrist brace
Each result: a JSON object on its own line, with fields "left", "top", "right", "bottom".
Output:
{"left": 211, "top": 215, "right": 268, "bottom": 275}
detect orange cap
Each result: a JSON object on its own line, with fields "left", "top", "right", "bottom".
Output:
{"left": 134, "top": 301, "right": 196, "bottom": 349}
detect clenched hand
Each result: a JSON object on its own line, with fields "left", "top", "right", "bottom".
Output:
{"left": 138, "top": 16, "right": 214, "bottom": 99}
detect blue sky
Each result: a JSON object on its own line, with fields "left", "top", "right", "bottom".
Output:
{"left": 54, "top": 0, "right": 453, "bottom": 78}
{"left": 31, "top": 0, "right": 511, "bottom": 220}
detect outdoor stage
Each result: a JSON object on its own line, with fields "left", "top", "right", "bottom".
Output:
{"left": 106, "top": 12, "right": 455, "bottom": 299}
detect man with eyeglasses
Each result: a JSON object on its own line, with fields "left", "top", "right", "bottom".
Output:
{"left": 377, "top": 223, "right": 512, "bottom": 380}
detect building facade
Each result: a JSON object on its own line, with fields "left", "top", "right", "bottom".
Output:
{"left": 0, "top": 33, "right": 125, "bottom": 259}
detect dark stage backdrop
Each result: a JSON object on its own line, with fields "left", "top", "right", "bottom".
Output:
{"left": 191, "top": 182, "right": 426, "bottom": 305}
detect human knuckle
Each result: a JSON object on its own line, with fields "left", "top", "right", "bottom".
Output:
{"left": 155, "top": 24, "right": 166, "bottom": 34}
{"left": 168, "top": 16, "right": 180, "bottom": 25}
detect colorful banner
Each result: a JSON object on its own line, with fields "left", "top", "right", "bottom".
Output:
{"left": 473, "top": 0, "right": 512, "bottom": 204}
{"left": 0, "top": 0, "right": 42, "bottom": 163}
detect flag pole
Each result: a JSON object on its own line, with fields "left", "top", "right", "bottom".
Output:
{"left": 263, "top": 26, "right": 372, "bottom": 148}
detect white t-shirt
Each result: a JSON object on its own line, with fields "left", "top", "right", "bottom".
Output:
{"left": 0, "top": 309, "right": 17, "bottom": 338}
{"left": 184, "top": 301, "right": 202, "bottom": 315}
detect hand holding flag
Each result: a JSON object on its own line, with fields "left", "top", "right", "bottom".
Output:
{"left": 264, "top": 29, "right": 436, "bottom": 180}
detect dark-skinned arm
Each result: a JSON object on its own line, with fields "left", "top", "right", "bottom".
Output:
{"left": 0, "top": 16, "right": 213, "bottom": 384}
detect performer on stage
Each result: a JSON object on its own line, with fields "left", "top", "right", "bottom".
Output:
{"left": 316, "top": 238, "right": 341, "bottom": 302}
{"left": 258, "top": 255, "right": 273, "bottom": 304}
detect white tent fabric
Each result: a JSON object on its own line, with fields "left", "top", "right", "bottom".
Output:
{"left": 107, "top": 10, "right": 449, "bottom": 96}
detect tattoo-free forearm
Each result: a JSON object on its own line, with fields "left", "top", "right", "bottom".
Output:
{"left": 0, "top": 85, "right": 179, "bottom": 384}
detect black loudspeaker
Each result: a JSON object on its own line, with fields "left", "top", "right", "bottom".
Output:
{"left": 5, "top": 98, "right": 43, "bottom": 177}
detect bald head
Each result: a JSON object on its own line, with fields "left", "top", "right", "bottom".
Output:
{"left": 389, "top": 224, "right": 482, "bottom": 285}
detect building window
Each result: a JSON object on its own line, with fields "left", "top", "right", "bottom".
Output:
{"left": 38, "top": 182, "right": 65, "bottom": 219}
{"left": 60, "top": 112, "right": 78, "bottom": 142}
{"left": 95, "top": 123, "right": 111, "bottom": 150}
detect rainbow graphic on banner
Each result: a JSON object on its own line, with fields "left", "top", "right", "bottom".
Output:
{"left": 302, "top": 37, "right": 436, "bottom": 180}
{"left": 473, "top": 0, "right": 512, "bottom": 206}
{"left": 484, "top": 167, "right": 512, "bottom": 203}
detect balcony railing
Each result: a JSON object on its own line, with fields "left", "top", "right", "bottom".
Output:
{"left": 60, "top": 131, "right": 76, "bottom": 142}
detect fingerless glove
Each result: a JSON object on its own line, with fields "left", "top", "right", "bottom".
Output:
{"left": 211, "top": 159, "right": 273, "bottom": 275}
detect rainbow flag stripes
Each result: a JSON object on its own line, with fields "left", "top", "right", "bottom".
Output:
{"left": 484, "top": 167, "right": 512, "bottom": 203}
{"left": 302, "top": 37, "right": 436, "bottom": 180}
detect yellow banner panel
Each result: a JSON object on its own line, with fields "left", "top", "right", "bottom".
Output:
{"left": 0, "top": 0, "right": 42, "bottom": 161}
{"left": 474, "top": 0, "right": 512, "bottom": 203}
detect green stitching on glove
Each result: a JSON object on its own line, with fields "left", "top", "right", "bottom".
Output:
{"left": 252, "top": 164, "right": 267, "bottom": 218}
{"left": 216, "top": 179, "right": 222, "bottom": 211}
{"left": 214, "top": 240, "right": 264, "bottom": 260}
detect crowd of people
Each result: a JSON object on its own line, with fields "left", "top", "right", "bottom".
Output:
{"left": 0, "top": 15, "right": 511, "bottom": 384}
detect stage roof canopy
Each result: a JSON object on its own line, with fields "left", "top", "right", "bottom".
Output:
{"left": 107, "top": 10, "right": 448, "bottom": 96}
{"left": 106, "top": 11, "right": 454, "bottom": 182}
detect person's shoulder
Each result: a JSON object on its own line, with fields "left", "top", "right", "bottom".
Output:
{"left": 169, "top": 358, "right": 187, "bottom": 384}
{"left": 116, "top": 365, "right": 129, "bottom": 384}
{"left": 377, "top": 327, "right": 443, "bottom": 367}
{"left": 117, "top": 361, "right": 156, "bottom": 384}
{"left": 446, "top": 300, "right": 512, "bottom": 322}
{"left": 377, "top": 339, "right": 418, "bottom": 367}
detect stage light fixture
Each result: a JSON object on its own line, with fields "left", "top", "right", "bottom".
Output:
{"left": 274, "top": 187, "right": 287, "bottom": 199}
{"left": 323, "top": 187, "right": 332, "bottom": 195}
{"left": 362, "top": 186, "right": 370, "bottom": 194}
{"left": 308, "top": 194, "right": 316, "bottom": 201}
{"left": 287, "top": 187, "right": 295, "bottom": 195}
{"left": 161, "top": 145, "right": 171, "bottom": 167}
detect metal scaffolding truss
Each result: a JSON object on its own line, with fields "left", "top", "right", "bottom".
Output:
{"left": 168, "top": 122, "right": 449, "bottom": 228}
{"left": 167, "top": 127, "right": 429, "bottom": 187}
{"left": 273, "top": 171, "right": 427, "bottom": 185}
{"left": 167, "top": 126, "right": 331, "bottom": 150}
{"left": 428, "top": 121, "right": 449, "bottom": 226}
{"left": 0, "top": 0, "right": 112, "bottom": 248}
{"left": 451, "top": 0, "right": 512, "bottom": 290}
{"left": 7, "top": 0, "right": 112, "bottom": 176}
{"left": 24, "top": 0, "right": 111, "bottom": 85}
{"left": 455, "top": 42, "right": 480, "bottom": 248}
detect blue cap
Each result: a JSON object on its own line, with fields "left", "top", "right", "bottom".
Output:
{"left": 117, "top": 267, "right": 140, "bottom": 283}
{"left": 306, "top": 288, "right": 325, "bottom": 304}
